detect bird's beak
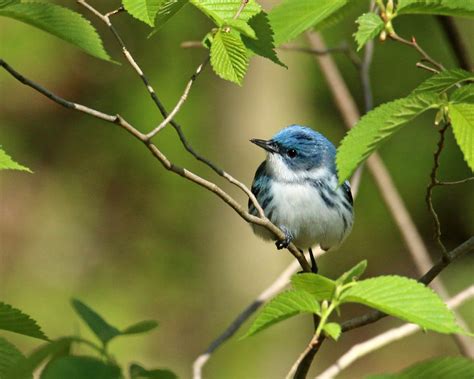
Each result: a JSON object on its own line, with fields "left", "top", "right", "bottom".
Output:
{"left": 250, "top": 138, "right": 279, "bottom": 153}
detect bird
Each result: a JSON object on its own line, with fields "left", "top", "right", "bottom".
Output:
{"left": 248, "top": 125, "right": 354, "bottom": 273}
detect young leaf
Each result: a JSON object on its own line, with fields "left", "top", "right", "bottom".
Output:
{"left": 243, "top": 290, "right": 321, "bottom": 338}
{"left": 5, "top": 338, "right": 72, "bottom": 379}
{"left": 225, "top": 19, "right": 256, "bottom": 39}
{"left": 367, "top": 356, "right": 474, "bottom": 379}
{"left": 340, "top": 276, "right": 464, "bottom": 334}
{"left": 122, "top": 320, "right": 158, "bottom": 335}
{"left": 268, "top": 0, "right": 347, "bottom": 46}
{"left": 337, "top": 260, "right": 367, "bottom": 285}
{"left": 210, "top": 30, "right": 249, "bottom": 85}
{"left": 190, "top": 0, "right": 261, "bottom": 26}
{"left": 71, "top": 299, "right": 120, "bottom": 345}
{"left": 0, "top": 3, "right": 112, "bottom": 61}
{"left": 130, "top": 363, "right": 178, "bottom": 379}
{"left": 41, "top": 356, "right": 122, "bottom": 379}
{"left": 0, "top": 337, "right": 25, "bottom": 378}
{"left": 0, "top": 302, "right": 47, "bottom": 341}
{"left": 397, "top": 0, "right": 474, "bottom": 18}
{"left": 323, "top": 322, "right": 341, "bottom": 341}
{"left": 242, "top": 11, "right": 286, "bottom": 67}
{"left": 291, "top": 273, "right": 336, "bottom": 301}
{"left": 412, "top": 68, "right": 474, "bottom": 95}
{"left": 354, "top": 12, "right": 384, "bottom": 51}
{"left": 448, "top": 103, "right": 474, "bottom": 171}
{"left": 450, "top": 83, "right": 474, "bottom": 104}
{"left": 0, "top": 147, "right": 31, "bottom": 172}
{"left": 336, "top": 92, "right": 442, "bottom": 183}
{"left": 122, "top": 0, "right": 162, "bottom": 26}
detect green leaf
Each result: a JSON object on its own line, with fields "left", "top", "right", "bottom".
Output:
{"left": 130, "top": 364, "right": 178, "bottom": 379}
{"left": 0, "top": 147, "right": 31, "bottom": 172}
{"left": 41, "top": 356, "right": 122, "bottom": 379}
{"left": 0, "top": 337, "right": 27, "bottom": 378}
{"left": 122, "top": 0, "right": 162, "bottom": 26}
{"left": 210, "top": 30, "right": 249, "bottom": 85}
{"left": 448, "top": 102, "right": 474, "bottom": 171}
{"left": 336, "top": 92, "right": 442, "bottom": 183}
{"left": 0, "top": 0, "right": 18, "bottom": 8}
{"left": 337, "top": 260, "right": 367, "bottom": 285}
{"left": 397, "top": 0, "right": 474, "bottom": 18}
{"left": 290, "top": 273, "right": 336, "bottom": 301}
{"left": 122, "top": 320, "right": 159, "bottom": 335}
{"left": 5, "top": 338, "right": 72, "bottom": 379}
{"left": 0, "top": 302, "right": 47, "bottom": 341}
{"left": 147, "top": 0, "right": 188, "bottom": 37}
{"left": 340, "top": 276, "right": 463, "bottom": 334}
{"left": 225, "top": 19, "right": 256, "bottom": 39}
{"left": 242, "top": 11, "right": 286, "bottom": 67}
{"left": 353, "top": 12, "right": 384, "bottom": 51}
{"left": 190, "top": 0, "right": 261, "bottom": 25}
{"left": 268, "top": 0, "right": 347, "bottom": 46}
{"left": 243, "top": 290, "right": 320, "bottom": 338}
{"left": 71, "top": 299, "right": 120, "bottom": 346}
{"left": 451, "top": 83, "right": 474, "bottom": 104}
{"left": 412, "top": 69, "right": 474, "bottom": 95}
{"left": 0, "top": 3, "right": 111, "bottom": 61}
{"left": 323, "top": 322, "right": 341, "bottom": 341}
{"left": 367, "top": 356, "right": 474, "bottom": 379}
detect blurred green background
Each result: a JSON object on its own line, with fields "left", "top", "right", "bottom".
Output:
{"left": 1, "top": 1, "right": 473, "bottom": 378}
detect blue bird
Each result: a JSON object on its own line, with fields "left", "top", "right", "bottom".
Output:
{"left": 248, "top": 125, "right": 354, "bottom": 273}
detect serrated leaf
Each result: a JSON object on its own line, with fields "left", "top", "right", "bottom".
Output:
{"left": 397, "top": 0, "right": 474, "bottom": 18}
{"left": 242, "top": 11, "right": 286, "bottom": 67}
{"left": 268, "top": 0, "right": 347, "bottom": 46}
{"left": 225, "top": 19, "right": 256, "bottom": 39}
{"left": 0, "top": 147, "right": 31, "bottom": 172}
{"left": 122, "top": 320, "right": 158, "bottom": 335}
{"left": 148, "top": 0, "right": 188, "bottom": 37}
{"left": 336, "top": 92, "right": 442, "bottom": 183}
{"left": 130, "top": 363, "right": 178, "bottom": 379}
{"left": 122, "top": 0, "right": 162, "bottom": 26}
{"left": 448, "top": 102, "right": 474, "bottom": 172}
{"left": 412, "top": 69, "right": 474, "bottom": 95}
{"left": 41, "top": 355, "right": 122, "bottom": 379}
{"left": 243, "top": 290, "right": 320, "bottom": 338}
{"left": 0, "top": 3, "right": 111, "bottom": 61}
{"left": 5, "top": 338, "right": 72, "bottom": 379}
{"left": 367, "top": 356, "right": 474, "bottom": 379}
{"left": 354, "top": 12, "right": 384, "bottom": 51}
{"left": 190, "top": 0, "right": 261, "bottom": 25}
{"left": 337, "top": 260, "right": 367, "bottom": 285}
{"left": 291, "top": 273, "right": 336, "bottom": 301}
{"left": 71, "top": 299, "right": 120, "bottom": 346}
{"left": 451, "top": 83, "right": 474, "bottom": 104}
{"left": 210, "top": 30, "right": 249, "bottom": 84}
{"left": 340, "top": 276, "right": 463, "bottom": 334}
{"left": 323, "top": 322, "right": 341, "bottom": 341}
{"left": 0, "top": 302, "right": 47, "bottom": 341}
{"left": 0, "top": 337, "right": 26, "bottom": 378}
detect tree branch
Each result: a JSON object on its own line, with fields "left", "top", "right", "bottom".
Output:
{"left": 316, "top": 285, "right": 474, "bottom": 379}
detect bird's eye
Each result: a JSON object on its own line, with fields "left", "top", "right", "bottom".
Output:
{"left": 287, "top": 149, "right": 297, "bottom": 158}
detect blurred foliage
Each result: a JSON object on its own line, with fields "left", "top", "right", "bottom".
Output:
{"left": 0, "top": 0, "right": 473, "bottom": 378}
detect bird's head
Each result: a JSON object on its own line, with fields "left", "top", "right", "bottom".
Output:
{"left": 251, "top": 125, "right": 337, "bottom": 180}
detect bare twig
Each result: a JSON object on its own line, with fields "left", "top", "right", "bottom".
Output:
{"left": 415, "top": 62, "right": 439, "bottom": 74}
{"left": 438, "top": 177, "right": 474, "bottom": 185}
{"left": 316, "top": 285, "right": 474, "bottom": 379}
{"left": 426, "top": 122, "right": 450, "bottom": 255}
{"left": 437, "top": 16, "right": 473, "bottom": 71}
{"left": 389, "top": 32, "right": 445, "bottom": 72}
{"left": 233, "top": 0, "right": 249, "bottom": 20}
{"left": 77, "top": 0, "right": 266, "bottom": 219}
{"left": 290, "top": 237, "right": 474, "bottom": 378}
{"left": 104, "top": 5, "right": 124, "bottom": 18}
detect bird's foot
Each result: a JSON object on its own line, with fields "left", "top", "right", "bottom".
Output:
{"left": 275, "top": 228, "right": 293, "bottom": 250}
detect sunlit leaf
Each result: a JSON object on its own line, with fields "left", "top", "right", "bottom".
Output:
{"left": 448, "top": 102, "right": 474, "bottom": 171}
{"left": 323, "top": 322, "right": 341, "bottom": 341}
{"left": 0, "top": 147, "right": 31, "bottom": 172}
{"left": 291, "top": 273, "right": 336, "bottom": 301}
{"left": 412, "top": 69, "right": 474, "bottom": 94}
{"left": 353, "top": 12, "right": 384, "bottom": 51}
{"left": 397, "top": 0, "right": 474, "bottom": 18}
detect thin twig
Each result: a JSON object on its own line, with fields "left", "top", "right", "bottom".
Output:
{"left": 290, "top": 237, "right": 474, "bottom": 378}
{"left": 233, "top": 0, "right": 249, "bottom": 20}
{"left": 0, "top": 58, "right": 311, "bottom": 273}
{"left": 389, "top": 32, "right": 445, "bottom": 72}
{"left": 316, "top": 285, "right": 474, "bottom": 379}
{"left": 415, "top": 62, "right": 439, "bottom": 74}
{"left": 77, "top": 0, "right": 266, "bottom": 219}
{"left": 104, "top": 5, "right": 124, "bottom": 18}
{"left": 438, "top": 177, "right": 474, "bottom": 185}
{"left": 426, "top": 122, "right": 449, "bottom": 255}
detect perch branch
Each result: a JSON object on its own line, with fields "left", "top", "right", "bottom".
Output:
{"left": 316, "top": 285, "right": 474, "bottom": 379}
